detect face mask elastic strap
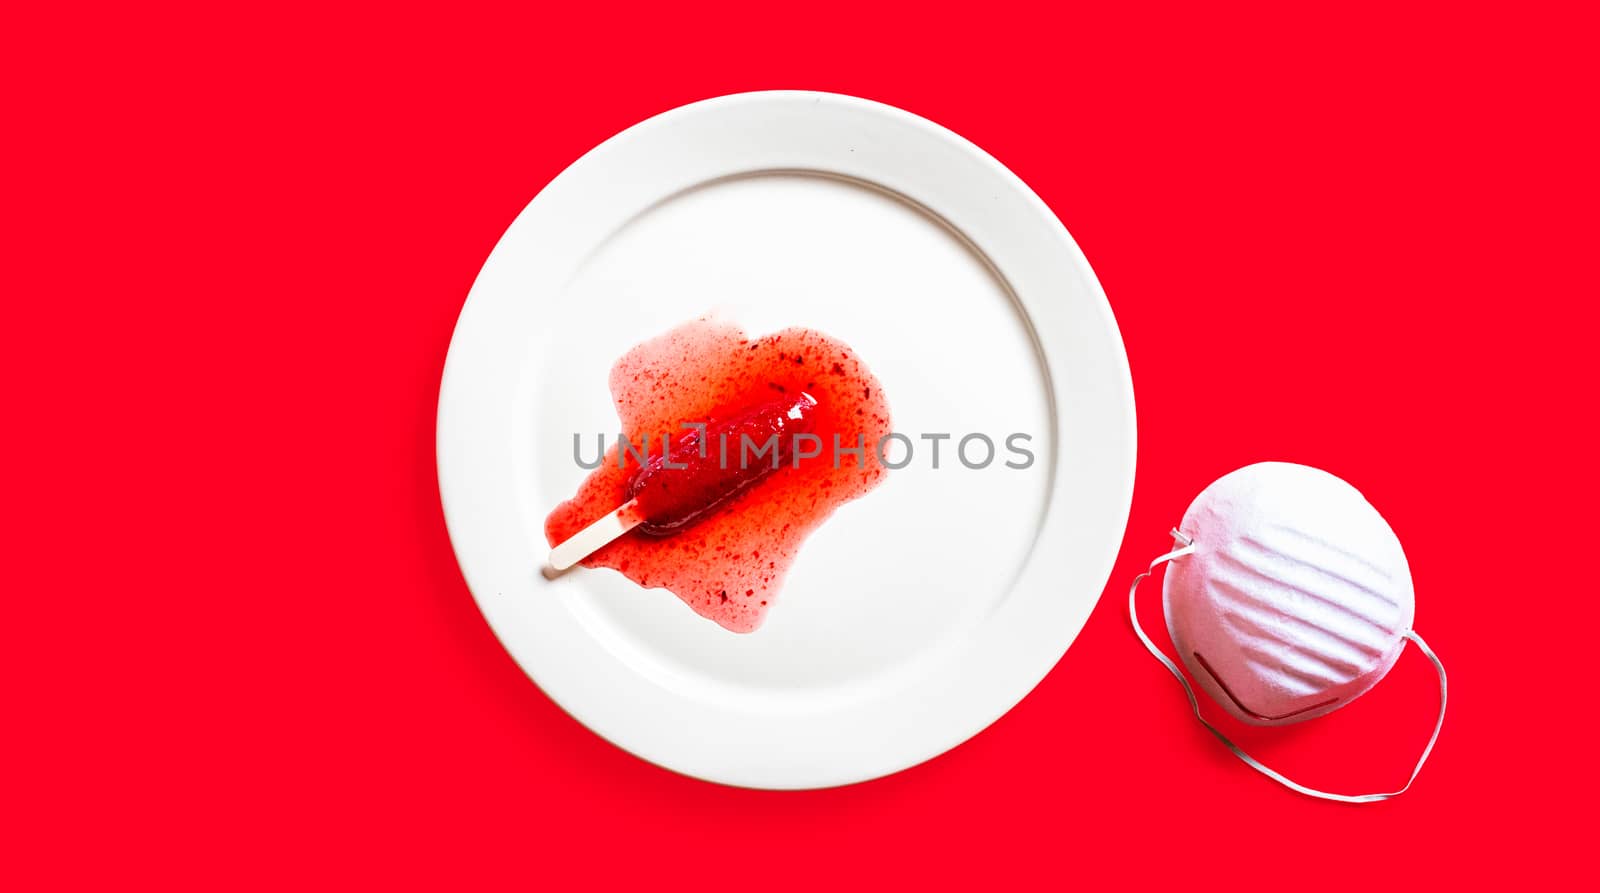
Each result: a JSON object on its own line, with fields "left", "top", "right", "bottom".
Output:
{"left": 1127, "top": 529, "right": 1448, "bottom": 804}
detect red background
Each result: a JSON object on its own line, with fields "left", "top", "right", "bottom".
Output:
{"left": 6, "top": 3, "right": 1595, "bottom": 888}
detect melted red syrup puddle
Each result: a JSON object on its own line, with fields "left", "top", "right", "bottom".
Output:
{"left": 544, "top": 317, "right": 891, "bottom": 633}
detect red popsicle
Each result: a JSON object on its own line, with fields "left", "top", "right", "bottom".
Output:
{"left": 544, "top": 317, "right": 892, "bottom": 633}
{"left": 626, "top": 392, "right": 819, "bottom": 535}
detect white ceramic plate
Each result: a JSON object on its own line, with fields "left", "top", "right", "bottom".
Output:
{"left": 438, "top": 91, "right": 1134, "bottom": 789}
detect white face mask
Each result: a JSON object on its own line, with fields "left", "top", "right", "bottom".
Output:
{"left": 1128, "top": 462, "right": 1447, "bottom": 803}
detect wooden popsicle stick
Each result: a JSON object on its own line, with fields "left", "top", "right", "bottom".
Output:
{"left": 543, "top": 499, "right": 643, "bottom": 578}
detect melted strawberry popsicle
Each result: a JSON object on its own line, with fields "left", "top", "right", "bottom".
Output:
{"left": 627, "top": 392, "right": 818, "bottom": 535}
{"left": 545, "top": 318, "right": 891, "bottom": 633}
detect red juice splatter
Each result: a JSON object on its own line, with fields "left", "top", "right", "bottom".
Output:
{"left": 544, "top": 317, "right": 892, "bottom": 633}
